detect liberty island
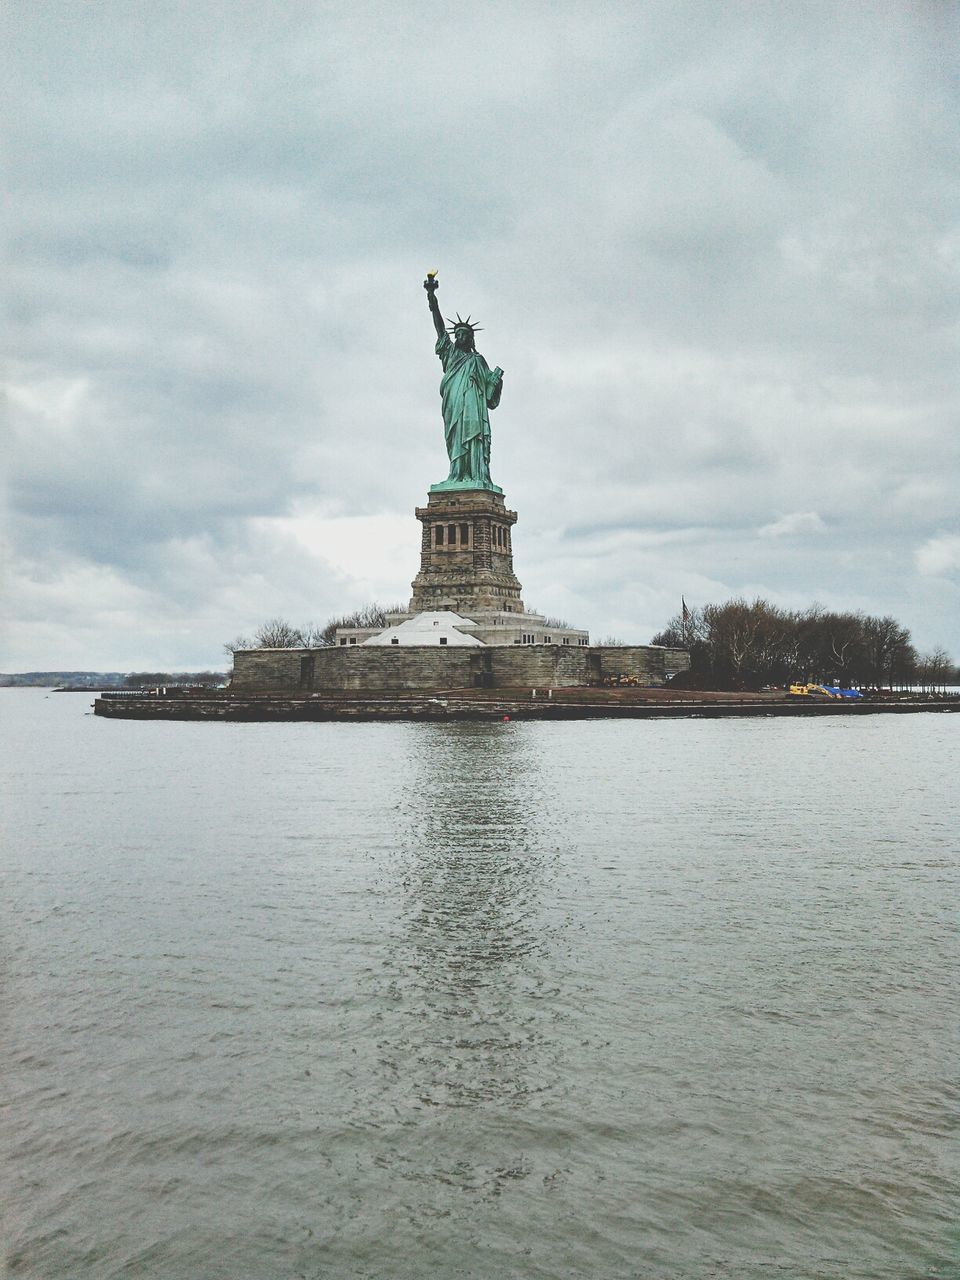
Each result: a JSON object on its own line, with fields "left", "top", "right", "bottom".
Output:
{"left": 93, "top": 275, "right": 956, "bottom": 719}
{"left": 94, "top": 270, "right": 690, "bottom": 716}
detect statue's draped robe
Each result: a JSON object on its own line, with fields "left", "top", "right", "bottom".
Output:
{"left": 435, "top": 333, "right": 503, "bottom": 486}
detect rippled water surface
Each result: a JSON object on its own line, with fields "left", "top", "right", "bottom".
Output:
{"left": 2, "top": 691, "right": 957, "bottom": 1278}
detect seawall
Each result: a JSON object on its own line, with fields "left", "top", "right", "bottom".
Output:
{"left": 93, "top": 690, "right": 960, "bottom": 722}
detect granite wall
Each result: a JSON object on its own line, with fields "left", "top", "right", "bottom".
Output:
{"left": 231, "top": 644, "right": 689, "bottom": 692}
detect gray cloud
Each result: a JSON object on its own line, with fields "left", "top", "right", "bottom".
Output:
{"left": 3, "top": 0, "right": 959, "bottom": 668}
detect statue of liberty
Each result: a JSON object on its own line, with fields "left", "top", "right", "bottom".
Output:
{"left": 423, "top": 272, "right": 504, "bottom": 493}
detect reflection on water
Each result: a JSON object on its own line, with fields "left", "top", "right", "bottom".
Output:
{"left": 400, "top": 723, "right": 545, "bottom": 988}
{"left": 365, "top": 725, "right": 563, "bottom": 1204}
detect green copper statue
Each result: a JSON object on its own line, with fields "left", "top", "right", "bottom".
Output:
{"left": 424, "top": 271, "right": 504, "bottom": 493}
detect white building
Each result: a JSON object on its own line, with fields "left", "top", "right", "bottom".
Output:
{"left": 360, "top": 610, "right": 485, "bottom": 647}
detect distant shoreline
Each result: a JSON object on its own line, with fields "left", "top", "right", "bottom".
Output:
{"left": 0, "top": 672, "right": 227, "bottom": 690}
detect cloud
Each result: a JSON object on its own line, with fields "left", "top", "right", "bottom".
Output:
{"left": 758, "top": 512, "right": 826, "bottom": 539}
{"left": 916, "top": 535, "right": 960, "bottom": 579}
{"left": 3, "top": 1, "right": 960, "bottom": 667}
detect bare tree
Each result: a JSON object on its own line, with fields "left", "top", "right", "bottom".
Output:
{"left": 225, "top": 604, "right": 407, "bottom": 654}
{"left": 861, "top": 614, "right": 914, "bottom": 690}
{"left": 916, "top": 646, "right": 951, "bottom": 692}
{"left": 298, "top": 622, "right": 332, "bottom": 648}
{"left": 318, "top": 603, "right": 407, "bottom": 645}
{"left": 253, "top": 618, "right": 307, "bottom": 648}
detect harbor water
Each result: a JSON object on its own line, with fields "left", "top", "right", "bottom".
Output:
{"left": 2, "top": 691, "right": 957, "bottom": 1278}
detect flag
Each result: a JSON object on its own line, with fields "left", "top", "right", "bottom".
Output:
{"left": 681, "top": 597, "right": 689, "bottom": 624}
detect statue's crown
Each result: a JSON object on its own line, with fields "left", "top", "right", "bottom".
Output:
{"left": 446, "top": 313, "right": 483, "bottom": 335}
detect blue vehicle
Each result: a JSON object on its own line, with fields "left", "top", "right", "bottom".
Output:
{"left": 788, "top": 683, "right": 863, "bottom": 700}
{"left": 822, "top": 685, "right": 863, "bottom": 700}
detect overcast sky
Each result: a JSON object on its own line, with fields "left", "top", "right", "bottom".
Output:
{"left": 4, "top": 0, "right": 959, "bottom": 670}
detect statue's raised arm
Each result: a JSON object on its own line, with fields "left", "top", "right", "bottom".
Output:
{"left": 423, "top": 271, "right": 445, "bottom": 342}
{"left": 422, "top": 271, "right": 504, "bottom": 494}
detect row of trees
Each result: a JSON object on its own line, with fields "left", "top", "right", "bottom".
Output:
{"left": 225, "top": 604, "right": 406, "bottom": 654}
{"left": 651, "top": 599, "right": 955, "bottom": 691}
{"left": 123, "top": 670, "right": 225, "bottom": 688}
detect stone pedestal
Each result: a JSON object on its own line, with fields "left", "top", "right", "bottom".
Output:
{"left": 409, "top": 489, "right": 525, "bottom": 616}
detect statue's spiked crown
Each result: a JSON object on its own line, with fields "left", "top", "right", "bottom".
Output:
{"left": 446, "top": 313, "right": 483, "bottom": 336}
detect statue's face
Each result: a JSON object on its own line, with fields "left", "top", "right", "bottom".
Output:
{"left": 454, "top": 327, "right": 474, "bottom": 351}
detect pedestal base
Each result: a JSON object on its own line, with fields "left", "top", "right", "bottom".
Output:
{"left": 410, "top": 488, "right": 523, "bottom": 616}
{"left": 429, "top": 479, "right": 503, "bottom": 495}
